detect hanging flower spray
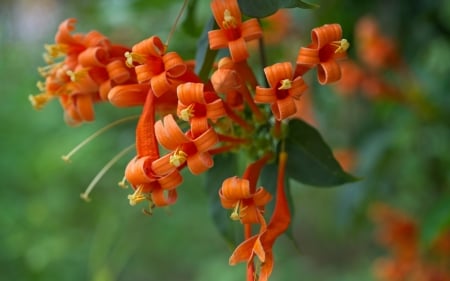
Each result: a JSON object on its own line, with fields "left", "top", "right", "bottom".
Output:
{"left": 30, "top": 0, "right": 356, "bottom": 279}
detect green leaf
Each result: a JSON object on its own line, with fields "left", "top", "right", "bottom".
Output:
{"left": 181, "top": 0, "right": 202, "bottom": 37}
{"left": 421, "top": 194, "right": 450, "bottom": 249}
{"left": 238, "top": 0, "right": 319, "bottom": 18}
{"left": 205, "top": 153, "right": 243, "bottom": 247}
{"left": 194, "top": 16, "right": 218, "bottom": 82}
{"left": 285, "top": 119, "right": 358, "bottom": 186}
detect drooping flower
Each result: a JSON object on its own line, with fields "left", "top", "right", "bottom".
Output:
{"left": 254, "top": 62, "right": 308, "bottom": 120}
{"left": 30, "top": 18, "right": 136, "bottom": 125}
{"left": 219, "top": 153, "right": 273, "bottom": 225}
{"left": 229, "top": 152, "right": 291, "bottom": 281}
{"left": 208, "top": 0, "right": 263, "bottom": 63}
{"left": 296, "top": 23, "right": 349, "bottom": 84}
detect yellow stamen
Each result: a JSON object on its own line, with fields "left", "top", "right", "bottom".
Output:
{"left": 66, "top": 69, "right": 88, "bottom": 82}
{"left": 37, "top": 62, "right": 62, "bottom": 77}
{"left": 44, "top": 44, "right": 68, "bottom": 58}
{"left": 118, "top": 176, "right": 128, "bottom": 189}
{"left": 223, "top": 9, "right": 237, "bottom": 29}
{"left": 128, "top": 185, "right": 148, "bottom": 206}
{"left": 278, "top": 79, "right": 292, "bottom": 90}
{"left": 230, "top": 200, "right": 242, "bottom": 221}
{"left": 169, "top": 149, "right": 188, "bottom": 167}
{"left": 179, "top": 104, "right": 195, "bottom": 121}
{"left": 124, "top": 51, "right": 146, "bottom": 68}
{"left": 333, "top": 39, "right": 350, "bottom": 53}
{"left": 80, "top": 144, "right": 136, "bottom": 202}
{"left": 29, "top": 93, "right": 52, "bottom": 110}
{"left": 142, "top": 200, "right": 156, "bottom": 216}
{"left": 62, "top": 115, "right": 139, "bottom": 162}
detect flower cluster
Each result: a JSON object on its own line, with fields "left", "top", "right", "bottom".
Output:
{"left": 30, "top": 0, "right": 350, "bottom": 280}
{"left": 370, "top": 203, "right": 450, "bottom": 281}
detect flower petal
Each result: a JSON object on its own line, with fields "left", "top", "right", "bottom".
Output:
{"left": 317, "top": 60, "right": 341, "bottom": 85}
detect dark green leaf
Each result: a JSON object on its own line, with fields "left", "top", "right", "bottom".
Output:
{"left": 238, "top": 0, "right": 319, "bottom": 18}
{"left": 181, "top": 0, "right": 202, "bottom": 37}
{"left": 285, "top": 119, "right": 358, "bottom": 186}
{"left": 194, "top": 16, "right": 218, "bottom": 82}
{"left": 205, "top": 153, "right": 243, "bottom": 247}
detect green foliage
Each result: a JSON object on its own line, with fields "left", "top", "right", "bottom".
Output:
{"left": 285, "top": 119, "right": 358, "bottom": 186}
{"left": 238, "top": 0, "right": 319, "bottom": 18}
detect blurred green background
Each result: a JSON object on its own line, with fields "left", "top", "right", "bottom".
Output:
{"left": 1, "top": 0, "right": 449, "bottom": 280}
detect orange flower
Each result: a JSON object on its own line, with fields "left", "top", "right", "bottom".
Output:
{"left": 126, "top": 36, "right": 200, "bottom": 97}
{"left": 153, "top": 114, "right": 218, "bottom": 175}
{"left": 176, "top": 82, "right": 227, "bottom": 138}
{"left": 208, "top": 0, "right": 262, "bottom": 62}
{"left": 30, "top": 18, "right": 136, "bottom": 125}
{"left": 229, "top": 152, "right": 291, "bottom": 281}
{"left": 124, "top": 92, "right": 183, "bottom": 208}
{"left": 254, "top": 62, "right": 308, "bottom": 120}
{"left": 219, "top": 153, "right": 273, "bottom": 225}
{"left": 296, "top": 23, "right": 349, "bottom": 84}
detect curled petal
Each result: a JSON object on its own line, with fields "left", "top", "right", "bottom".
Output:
{"left": 208, "top": 29, "right": 229, "bottom": 50}
{"left": 271, "top": 96, "right": 297, "bottom": 120}
{"left": 151, "top": 188, "right": 177, "bottom": 207}
{"left": 99, "top": 80, "right": 112, "bottom": 101}
{"left": 211, "top": 68, "right": 241, "bottom": 93}
{"left": 76, "top": 94, "right": 95, "bottom": 121}
{"left": 206, "top": 99, "right": 226, "bottom": 121}
{"left": 154, "top": 114, "right": 189, "bottom": 150}
{"left": 158, "top": 169, "right": 183, "bottom": 190}
{"left": 125, "top": 156, "right": 156, "bottom": 186}
{"left": 228, "top": 37, "right": 249, "bottom": 62}
{"left": 150, "top": 72, "right": 173, "bottom": 97}
{"left": 239, "top": 204, "right": 264, "bottom": 225}
{"left": 163, "top": 52, "right": 187, "bottom": 78}
{"left": 297, "top": 47, "right": 320, "bottom": 66}
{"left": 55, "top": 18, "right": 77, "bottom": 45}
{"left": 317, "top": 60, "right": 341, "bottom": 85}
{"left": 241, "top": 18, "right": 263, "bottom": 41}
{"left": 83, "top": 30, "right": 110, "bottom": 48}
{"left": 151, "top": 153, "right": 176, "bottom": 176}
{"left": 221, "top": 177, "right": 251, "bottom": 200}
{"left": 192, "top": 127, "right": 218, "bottom": 152}
{"left": 187, "top": 152, "right": 213, "bottom": 175}
{"left": 177, "top": 82, "right": 205, "bottom": 104}
{"left": 108, "top": 84, "right": 149, "bottom": 107}
{"left": 78, "top": 47, "right": 109, "bottom": 67}
{"left": 132, "top": 36, "right": 165, "bottom": 57}
{"left": 288, "top": 76, "right": 308, "bottom": 98}
{"left": 264, "top": 62, "right": 292, "bottom": 88}
{"left": 106, "top": 59, "right": 130, "bottom": 84}
{"left": 189, "top": 117, "right": 210, "bottom": 138}
{"left": 254, "top": 87, "right": 276, "bottom": 104}
{"left": 311, "top": 23, "right": 342, "bottom": 49}
{"left": 253, "top": 187, "right": 272, "bottom": 207}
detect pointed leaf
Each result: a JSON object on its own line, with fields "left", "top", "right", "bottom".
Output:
{"left": 194, "top": 16, "right": 218, "bottom": 82}
{"left": 285, "top": 119, "right": 358, "bottom": 186}
{"left": 238, "top": 0, "right": 319, "bottom": 18}
{"left": 421, "top": 194, "right": 450, "bottom": 248}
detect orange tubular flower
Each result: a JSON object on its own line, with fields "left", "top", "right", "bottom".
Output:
{"left": 229, "top": 152, "right": 291, "bottom": 281}
{"left": 153, "top": 114, "right": 218, "bottom": 175}
{"left": 176, "top": 82, "right": 226, "bottom": 138}
{"left": 208, "top": 0, "right": 263, "bottom": 62}
{"left": 30, "top": 18, "right": 136, "bottom": 125}
{"left": 219, "top": 153, "right": 273, "bottom": 225}
{"left": 124, "top": 92, "right": 183, "bottom": 208}
{"left": 254, "top": 62, "right": 308, "bottom": 121}
{"left": 126, "top": 36, "right": 200, "bottom": 98}
{"left": 296, "top": 23, "right": 349, "bottom": 85}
